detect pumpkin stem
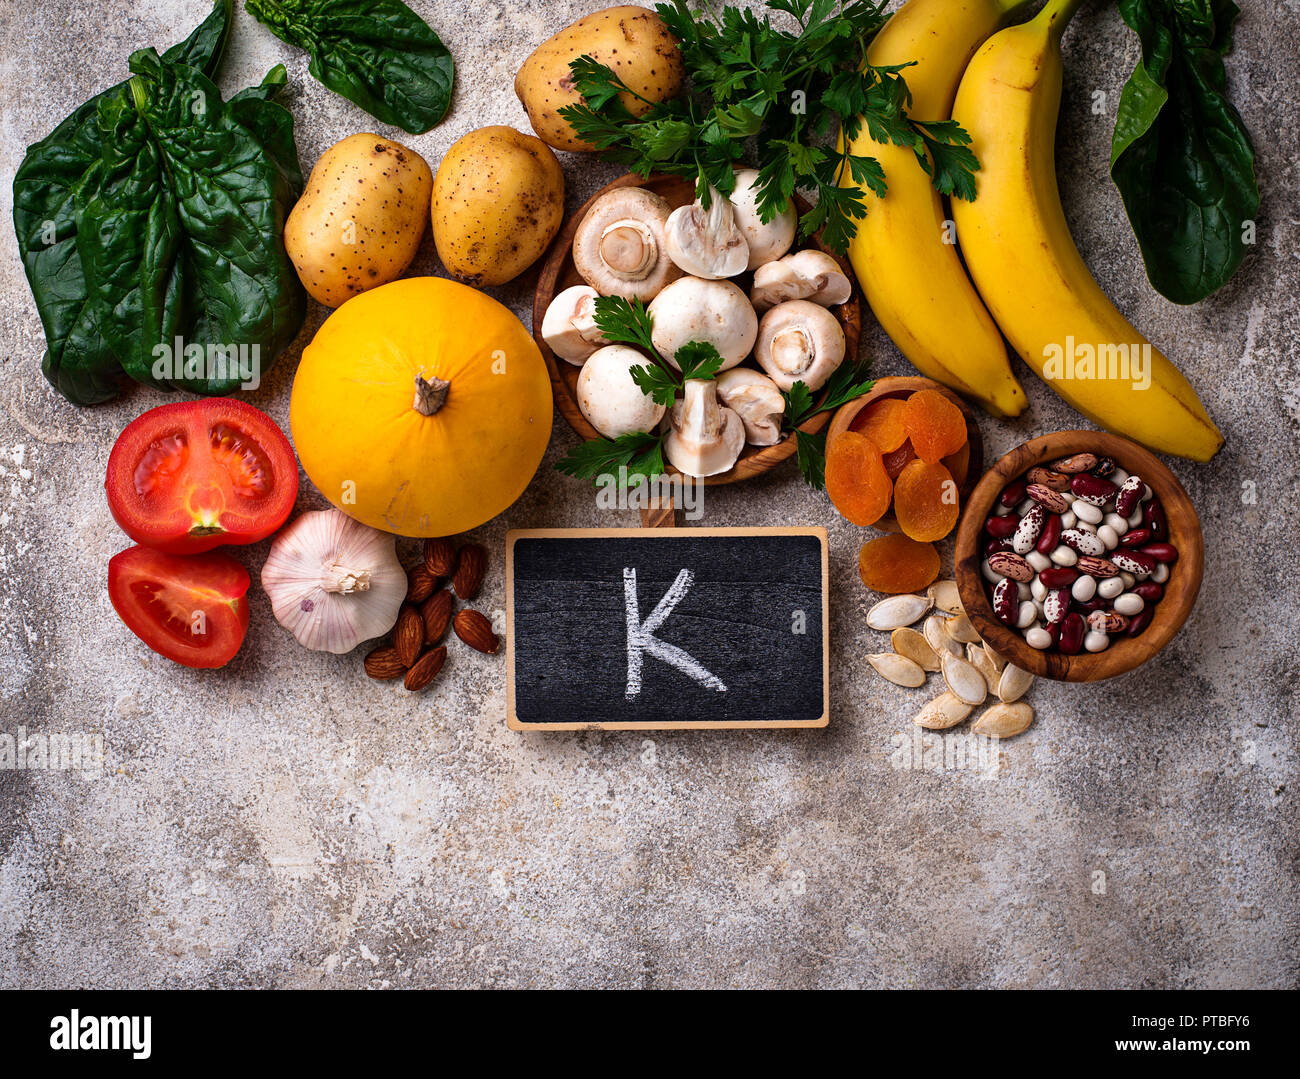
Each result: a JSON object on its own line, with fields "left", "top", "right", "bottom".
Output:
{"left": 412, "top": 374, "right": 450, "bottom": 416}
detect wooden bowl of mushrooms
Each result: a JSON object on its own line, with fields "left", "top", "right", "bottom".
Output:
{"left": 532, "top": 171, "right": 862, "bottom": 485}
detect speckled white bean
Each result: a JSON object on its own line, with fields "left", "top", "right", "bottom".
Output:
{"left": 1084, "top": 630, "right": 1110, "bottom": 653}
{"left": 1151, "top": 562, "right": 1170, "bottom": 584}
{"left": 1030, "top": 577, "right": 1047, "bottom": 602}
{"left": 1098, "top": 576, "right": 1125, "bottom": 600}
{"left": 1025, "top": 626, "right": 1052, "bottom": 649}
{"left": 1027, "top": 550, "right": 1051, "bottom": 572}
{"left": 1114, "top": 592, "right": 1145, "bottom": 616}
{"left": 1061, "top": 510, "right": 1077, "bottom": 530}
{"left": 1098, "top": 524, "right": 1119, "bottom": 549}
{"left": 1050, "top": 545, "right": 1078, "bottom": 567}
{"left": 1103, "top": 513, "right": 1129, "bottom": 534}
{"left": 1076, "top": 521, "right": 1097, "bottom": 535}
{"left": 1072, "top": 500, "right": 1103, "bottom": 524}
{"left": 1016, "top": 601, "right": 1038, "bottom": 629}
{"left": 1071, "top": 574, "right": 1097, "bottom": 602}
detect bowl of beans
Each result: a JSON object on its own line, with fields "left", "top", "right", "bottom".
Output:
{"left": 954, "top": 431, "right": 1204, "bottom": 681}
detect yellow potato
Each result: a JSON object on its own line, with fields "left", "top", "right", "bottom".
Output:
{"left": 285, "top": 134, "right": 432, "bottom": 308}
{"left": 431, "top": 126, "right": 564, "bottom": 287}
{"left": 515, "top": 5, "right": 684, "bottom": 152}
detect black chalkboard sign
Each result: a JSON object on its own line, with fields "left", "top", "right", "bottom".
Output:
{"left": 506, "top": 528, "right": 828, "bottom": 730}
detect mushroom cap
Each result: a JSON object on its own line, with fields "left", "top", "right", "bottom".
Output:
{"left": 664, "top": 379, "right": 745, "bottom": 478}
{"left": 715, "top": 367, "right": 785, "bottom": 446}
{"left": 542, "top": 285, "right": 606, "bottom": 365}
{"left": 729, "top": 168, "right": 797, "bottom": 270}
{"left": 754, "top": 299, "right": 846, "bottom": 392}
{"left": 576, "top": 345, "right": 667, "bottom": 439}
{"left": 751, "top": 249, "right": 851, "bottom": 311}
{"left": 647, "top": 276, "right": 758, "bottom": 371}
{"left": 663, "top": 189, "right": 749, "bottom": 279}
{"left": 572, "top": 187, "right": 682, "bottom": 302}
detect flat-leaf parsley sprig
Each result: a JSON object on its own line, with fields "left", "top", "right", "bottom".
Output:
{"left": 557, "top": 0, "right": 980, "bottom": 255}
{"left": 781, "top": 358, "right": 875, "bottom": 489}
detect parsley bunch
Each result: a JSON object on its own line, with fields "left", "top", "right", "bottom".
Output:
{"left": 558, "top": 0, "right": 979, "bottom": 254}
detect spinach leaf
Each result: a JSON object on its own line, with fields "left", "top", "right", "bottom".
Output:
{"left": 245, "top": 0, "right": 454, "bottom": 133}
{"left": 12, "top": 0, "right": 234, "bottom": 403}
{"left": 1110, "top": 0, "right": 1258, "bottom": 304}
{"left": 79, "top": 48, "right": 305, "bottom": 396}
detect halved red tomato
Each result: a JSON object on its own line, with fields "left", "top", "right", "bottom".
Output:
{"left": 106, "top": 398, "right": 298, "bottom": 554}
{"left": 108, "top": 546, "right": 251, "bottom": 669}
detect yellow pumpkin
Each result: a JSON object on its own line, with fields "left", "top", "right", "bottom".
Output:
{"left": 290, "top": 277, "right": 553, "bottom": 537}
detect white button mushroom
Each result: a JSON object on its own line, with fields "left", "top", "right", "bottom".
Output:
{"left": 750, "top": 249, "right": 852, "bottom": 311}
{"left": 714, "top": 368, "right": 785, "bottom": 446}
{"left": 663, "top": 186, "right": 749, "bottom": 279}
{"left": 647, "top": 276, "right": 758, "bottom": 371}
{"left": 576, "top": 345, "right": 666, "bottom": 439}
{"left": 753, "top": 299, "right": 846, "bottom": 391}
{"left": 728, "top": 167, "right": 797, "bottom": 269}
{"left": 664, "top": 379, "right": 745, "bottom": 478}
{"left": 572, "top": 187, "right": 682, "bottom": 301}
{"left": 541, "top": 285, "right": 607, "bottom": 365}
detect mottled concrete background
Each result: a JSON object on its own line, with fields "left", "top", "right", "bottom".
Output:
{"left": 0, "top": 1, "right": 1296, "bottom": 989}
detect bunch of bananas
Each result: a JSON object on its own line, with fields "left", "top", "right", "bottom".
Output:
{"left": 842, "top": 0, "right": 1223, "bottom": 462}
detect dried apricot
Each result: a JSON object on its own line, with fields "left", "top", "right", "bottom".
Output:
{"left": 858, "top": 534, "right": 941, "bottom": 594}
{"left": 893, "top": 459, "right": 960, "bottom": 542}
{"left": 902, "top": 389, "right": 967, "bottom": 463}
{"left": 849, "top": 397, "right": 908, "bottom": 453}
{"left": 825, "top": 431, "right": 892, "bottom": 527}
{"left": 881, "top": 439, "right": 917, "bottom": 480}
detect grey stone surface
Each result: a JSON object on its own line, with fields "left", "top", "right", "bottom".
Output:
{"left": 0, "top": 0, "right": 1296, "bottom": 989}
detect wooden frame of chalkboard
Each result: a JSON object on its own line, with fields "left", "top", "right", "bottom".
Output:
{"left": 505, "top": 527, "right": 829, "bottom": 731}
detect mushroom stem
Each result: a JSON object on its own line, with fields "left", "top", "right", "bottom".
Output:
{"left": 600, "top": 219, "right": 656, "bottom": 278}
{"left": 412, "top": 374, "right": 450, "bottom": 416}
{"left": 321, "top": 563, "right": 373, "bottom": 594}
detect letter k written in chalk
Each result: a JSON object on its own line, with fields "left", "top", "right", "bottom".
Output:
{"left": 623, "top": 567, "right": 726, "bottom": 699}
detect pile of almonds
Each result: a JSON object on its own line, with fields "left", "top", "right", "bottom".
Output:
{"left": 864, "top": 580, "right": 1036, "bottom": 738}
{"left": 364, "top": 537, "right": 499, "bottom": 691}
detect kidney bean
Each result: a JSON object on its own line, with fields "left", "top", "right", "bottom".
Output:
{"left": 986, "top": 514, "right": 1019, "bottom": 538}
{"left": 1077, "top": 597, "right": 1108, "bottom": 613}
{"left": 1039, "top": 566, "right": 1079, "bottom": 588}
{"left": 1027, "top": 484, "right": 1072, "bottom": 513}
{"left": 1125, "top": 609, "right": 1154, "bottom": 637}
{"left": 988, "top": 551, "right": 1034, "bottom": 581}
{"left": 1043, "top": 587, "right": 1071, "bottom": 628}
{"left": 998, "top": 479, "right": 1029, "bottom": 508}
{"left": 1120, "top": 527, "right": 1152, "bottom": 547}
{"left": 1087, "top": 610, "right": 1129, "bottom": 634}
{"left": 1115, "top": 475, "right": 1145, "bottom": 517}
{"left": 1012, "top": 503, "right": 1045, "bottom": 554}
{"left": 1070, "top": 473, "right": 1119, "bottom": 506}
{"left": 1143, "top": 496, "right": 1167, "bottom": 539}
{"left": 1026, "top": 466, "right": 1072, "bottom": 492}
{"left": 1134, "top": 582, "right": 1164, "bottom": 603}
{"left": 992, "top": 578, "right": 1018, "bottom": 626}
{"left": 1051, "top": 453, "right": 1098, "bottom": 473}
{"left": 1061, "top": 528, "right": 1106, "bottom": 556}
{"left": 1139, "top": 542, "right": 1179, "bottom": 564}
{"left": 986, "top": 537, "right": 1012, "bottom": 554}
{"left": 1111, "top": 549, "right": 1156, "bottom": 576}
{"left": 1058, "top": 612, "right": 1086, "bottom": 655}
{"left": 1036, "top": 512, "right": 1063, "bottom": 554}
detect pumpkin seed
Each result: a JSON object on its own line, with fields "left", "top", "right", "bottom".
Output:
{"left": 914, "top": 692, "right": 974, "bottom": 730}
{"left": 996, "top": 663, "right": 1034, "bottom": 703}
{"left": 982, "top": 642, "right": 1007, "bottom": 672}
{"left": 928, "top": 579, "right": 963, "bottom": 614}
{"left": 942, "top": 653, "right": 988, "bottom": 705}
{"left": 892, "top": 627, "right": 940, "bottom": 672}
{"left": 973, "top": 700, "right": 1034, "bottom": 738}
{"left": 944, "top": 611, "right": 980, "bottom": 644}
{"left": 923, "top": 614, "right": 962, "bottom": 658}
{"left": 866, "top": 593, "right": 930, "bottom": 630}
{"left": 866, "top": 652, "right": 926, "bottom": 688}
{"left": 966, "top": 643, "right": 1000, "bottom": 694}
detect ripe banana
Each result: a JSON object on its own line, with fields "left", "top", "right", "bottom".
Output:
{"left": 841, "top": 0, "right": 1028, "bottom": 418}
{"left": 950, "top": 0, "right": 1224, "bottom": 461}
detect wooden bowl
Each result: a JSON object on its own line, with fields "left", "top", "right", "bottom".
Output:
{"left": 955, "top": 431, "right": 1204, "bottom": 682}
{"left": 532, "top": 172, "right": 862, "bottom": 485}
{"left": 826, "top": 376, "right": 984, "bottom": 532}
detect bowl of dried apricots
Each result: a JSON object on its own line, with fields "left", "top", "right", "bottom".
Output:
{"left": 824, "top": 376, "right": 983, "bottom": 595}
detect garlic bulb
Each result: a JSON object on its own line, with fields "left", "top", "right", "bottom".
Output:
{"left": 261, "top": 508, "right": 407, "bottom": 654}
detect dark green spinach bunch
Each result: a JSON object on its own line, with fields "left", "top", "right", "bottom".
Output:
{"left": 558, "top": 0, "right": 979, "bottom": 254}
{"left": 12, "top": 0, "right": 306, "bottom": 405}
{"left": 555, "top": 296, "right": 872, "bottom": 489}
{"left": 1111, "top": 0, "right": 1258, "bottom": 304}
{"left": 246, "top": 0, "right": 455, "bottom": 133}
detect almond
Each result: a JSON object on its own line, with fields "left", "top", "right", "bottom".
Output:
{"left": 394, "top": 605, "right": 424, "bottom": 668}
{"left": 364, "top": 646, "right": 406, "bottom": 680}
{"left": 453, "top": 609, "right": 498, "bottom": 654}
{"left": 420, "top": 588, "right": 453, "bottom": 645}
{"left": 452, "top": 543, "right": 487, "bottom": 600}
{"left": 423, "top": 537, "right": 457, "bottom": 577}
{"left": 404, "top": 646, "right": 447, "bottom": 691}
{"left": 405, "top": 563, "right": 436, "bottom": 604}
